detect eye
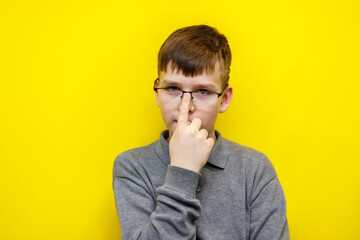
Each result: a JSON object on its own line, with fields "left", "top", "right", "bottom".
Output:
{"left": 166, "top": 86, "right": 181, "bottom": 92}
{"left": 196, "top": 89, "right": 212, "bottom": 95}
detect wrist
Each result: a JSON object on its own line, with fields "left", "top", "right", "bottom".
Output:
{"left": 163, "top": 165, "right": 201, "bottom": 197}
{"left": 170, "top": 162, "right": 202, "bottom": 173}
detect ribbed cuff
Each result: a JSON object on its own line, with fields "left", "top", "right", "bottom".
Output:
{"left": 163, "top": 165, "right": 201, "bottom": 198}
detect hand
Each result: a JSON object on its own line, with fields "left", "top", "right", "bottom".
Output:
{"left": 169, "top": 93, "right": 215, "bottom": 173}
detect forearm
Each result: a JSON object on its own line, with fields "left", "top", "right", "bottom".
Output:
{"left": 114, "top": 165, "right": 201, "bottom": 240}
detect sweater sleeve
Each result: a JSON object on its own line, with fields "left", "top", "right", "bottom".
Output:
{"left": 113, "top": 154, "right": 201, "bottom": 240}
{"left": 248, "top": 153, "right": 289, "bottom": 240}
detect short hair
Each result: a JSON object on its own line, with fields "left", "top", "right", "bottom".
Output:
{"left": 158, "top": 25, "right": 232, "bottom": 86}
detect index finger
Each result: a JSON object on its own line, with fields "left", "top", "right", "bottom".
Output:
{"left": 177, "top": 93, "right": 191, "bottom": 127}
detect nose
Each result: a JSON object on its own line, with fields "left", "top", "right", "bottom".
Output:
{"left": 189, "top": 98, "right": 195, "bottom": 112}
{"left": 180, "top": 91, "right": 194, "bottom": 99}
{"left": 179, "top": 92, "right": 195, "bottom": 112}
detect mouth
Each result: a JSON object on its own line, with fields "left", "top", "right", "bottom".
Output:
{"left": 173, "top": 120, "right": 191, "bottom": 125}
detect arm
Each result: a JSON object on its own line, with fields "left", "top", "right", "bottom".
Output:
{"left": 248, "top": 155, "right": 289, "bottom": 240}
{"left": 113, "top": 93, "right": 214, "bottom": 239}
{"left": 113, "top": 159, "right": 201, "bottom": 240}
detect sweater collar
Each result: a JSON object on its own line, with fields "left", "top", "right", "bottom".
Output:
{"left": 154, "top": 130, "right": 228, "bottom": 169}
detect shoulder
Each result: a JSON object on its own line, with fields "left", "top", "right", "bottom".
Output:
{"left": 113, "top": 141, "right": 158, "bottom": 178}
{"left": 115, "top": 142, "right": 156, "bottom": 161}
{"left": 221, "top": 138, "right": 277, "bottom": 179}
{"left": 221, "top": 138, "right": 281, "bottom": 203}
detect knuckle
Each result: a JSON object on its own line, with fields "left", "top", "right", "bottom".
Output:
{"left": 177, "top": 130, "right": 185, "bottom": 138}
{"left": 206, "top": 138, "right": 214, "bottom": 146}
{"left": 194, "top": 117, "right": 202, "bottom": 124}
{"left": 190, "top": 128, "right": 197, "bottom": 136}
{"left": 199, "top": 129, "right": 206, "bottom": 137}
{"left": 184, "top": 126, "right": 195, "bottom": 136}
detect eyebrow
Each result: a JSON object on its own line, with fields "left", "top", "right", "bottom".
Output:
{"left": 162, "top": 79, "right": 217, "bottom": 90}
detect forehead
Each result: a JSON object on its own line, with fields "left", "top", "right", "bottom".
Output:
{"left": 159, "top": 62, "right": 223, "bottom": 89}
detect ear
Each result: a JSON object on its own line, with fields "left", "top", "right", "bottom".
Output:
{"left": 219, "top": 85, "right": 233, "bottom": 113}
{"left": 155, "top": 79, "right": 160, "bottom": 107}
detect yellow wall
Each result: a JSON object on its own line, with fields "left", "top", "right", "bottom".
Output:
{"left": 1, "top": 0, "right": 359, "bottom": 239}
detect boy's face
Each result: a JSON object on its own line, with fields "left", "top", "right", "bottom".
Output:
{"left": 156, "top": 63, "right": 233, "bottom": 140}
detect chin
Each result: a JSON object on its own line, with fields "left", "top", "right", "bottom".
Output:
{"left": 166, "top": 121, "right": 176, "bottom": 132}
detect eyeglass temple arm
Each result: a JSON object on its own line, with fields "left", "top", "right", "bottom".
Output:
{"left": 217, "top": 84, "right": 229, "bottom": 97}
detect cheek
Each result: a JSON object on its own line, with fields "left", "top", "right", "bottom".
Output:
{"left": 159, "top": 102, "right": 178, "bottom": 122}
{"left": 160, "top": 101, "right": 176, "bottom": 112}
{"left": 193, "top": 106, "right": 219, "bottom": 127}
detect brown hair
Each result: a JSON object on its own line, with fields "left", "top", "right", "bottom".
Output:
{"left": 158, "top": 25, "right": 232, "bottom": 86}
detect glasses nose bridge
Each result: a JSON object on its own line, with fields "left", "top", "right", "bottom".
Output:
{"left": 180, "top": 90, "right": 194, "bottom": 99}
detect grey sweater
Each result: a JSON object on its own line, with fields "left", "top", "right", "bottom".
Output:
{"left": 113, "top": 130, "right": 289, "bottom": 240}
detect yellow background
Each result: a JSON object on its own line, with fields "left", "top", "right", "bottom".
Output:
{"left": 1, "top": 0, "right": 359, "bottom": 239}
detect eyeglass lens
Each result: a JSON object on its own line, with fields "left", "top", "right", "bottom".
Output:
{"left": 158, "top": 89, "right": 217, "bottom": 105}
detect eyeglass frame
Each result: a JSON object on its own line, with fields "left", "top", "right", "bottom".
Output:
{"left": 153, "top": 78, "right": 228, "bottom": 99}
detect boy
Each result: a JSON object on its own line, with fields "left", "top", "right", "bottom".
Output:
{"left": 113, "top": 25, "right": 289, "bottom": 239}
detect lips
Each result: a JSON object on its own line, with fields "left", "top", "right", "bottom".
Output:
{"left": 174, "top": 120, "right": 192, "bottom": 125}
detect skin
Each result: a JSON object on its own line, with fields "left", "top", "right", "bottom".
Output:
{"left": 156, "top": 63, "right": 233, "bottom": 173}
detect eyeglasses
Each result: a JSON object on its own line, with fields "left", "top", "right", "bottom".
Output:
{"left": 153, "top": 78, "right": 228, "bottom": 104}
